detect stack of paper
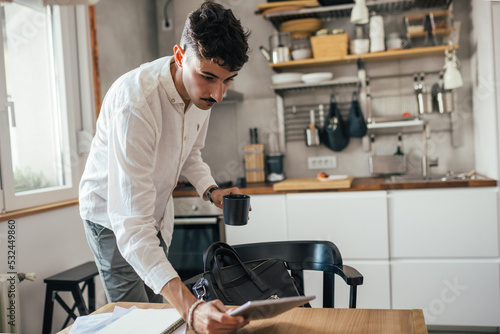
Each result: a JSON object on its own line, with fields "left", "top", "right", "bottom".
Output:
{"left": 69, "top": 306, "right": 186, "bottom": 334}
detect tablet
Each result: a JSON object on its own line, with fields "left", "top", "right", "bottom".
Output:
{"left": 228, "top": 295, "right": 315, "bottom": 320}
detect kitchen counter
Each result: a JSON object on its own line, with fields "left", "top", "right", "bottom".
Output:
{"left": 173, "top": 176, "right": 497, "bottom": 197}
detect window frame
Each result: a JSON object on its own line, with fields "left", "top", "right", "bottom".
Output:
{"left": 0, "top": 4, "right": 95, "bottom": 213}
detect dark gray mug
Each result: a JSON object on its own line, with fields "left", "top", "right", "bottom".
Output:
{"left": 223, "top": 194, "right": 250, "bottom": 226}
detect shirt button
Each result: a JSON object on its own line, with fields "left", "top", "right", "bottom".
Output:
{"left": 184, "top": 136, "right": 187, "bottom": 141}
{"left": 197, "top": 124, "right": 200, "bottom": 131}
{"left": 180, "top": 103, "right": 184, "bottom": 107}
{"left": 170, "top": 98, "right": 175, "bottom": 103}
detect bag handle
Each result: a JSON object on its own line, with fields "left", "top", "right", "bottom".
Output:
{"left": 202, "top": 242, "right": 235, "bottom": 272}
{"left": 210, "top": 248, "right": 269, "bottom": 302}
{"left": 212, "top": 248, "right": 269, "bottom": 291}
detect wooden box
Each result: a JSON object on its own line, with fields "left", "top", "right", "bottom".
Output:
{"left": 244, "top": 144, "right": 265, "bottom": 183}
{"left": 310, "top": 33, "right": 348, "bottom": 60}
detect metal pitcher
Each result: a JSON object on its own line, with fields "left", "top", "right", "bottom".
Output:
{"left": 259, "top": 32, "right": 291, "bottom": 64}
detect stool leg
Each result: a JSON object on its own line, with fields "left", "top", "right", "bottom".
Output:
{"left": 87, "top": 278, "right": 96, "bottom": 313}
{"left": 70, "top": 284, "right": 89, "bottom": 316}
{"left": 42, "top": 286, "right": 55, "bottom": 334}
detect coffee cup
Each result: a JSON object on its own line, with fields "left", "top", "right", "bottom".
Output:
{"left": 223, "top": 194, "right": 250, "bottom": 226}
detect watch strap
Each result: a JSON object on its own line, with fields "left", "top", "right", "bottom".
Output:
{"left": 207, "top": 186, "right": 219, "bottom": 204}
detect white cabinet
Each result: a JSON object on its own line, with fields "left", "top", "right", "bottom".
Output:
{"left": 389, "top": 188, "right": 499, "bottom": 258}
{"left": 388, "top": 187, "right": 500, "bottom": 326}
{"left": 225, "top": 194, "right": 287, "bottom": 245}
{"left": 286, "top": 191, "right": 391, "bottom": 309}
{"left": 391, "top": 260, "right": 500, "bottom": 326}
{"left": 286, "top": 191, "right": 389, "bottom": 260}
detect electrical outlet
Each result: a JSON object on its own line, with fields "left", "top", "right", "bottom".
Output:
{"left": 307, "top": 156, "right": 337, "bottom": 170}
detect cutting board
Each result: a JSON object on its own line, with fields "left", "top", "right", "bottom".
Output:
{"left": 256, "top": 1, "right": 319, "bottom": 13}
{"left": 273, "top": 176, "right": 354, "bottom": 191}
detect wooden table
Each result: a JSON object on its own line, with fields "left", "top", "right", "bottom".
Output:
{"left": 58, "top": 302, "right": 427, "bottom": 334}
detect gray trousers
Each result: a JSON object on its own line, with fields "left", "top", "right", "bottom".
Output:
{"left": 83, "top": 220, "right": 166, "bottom": 303}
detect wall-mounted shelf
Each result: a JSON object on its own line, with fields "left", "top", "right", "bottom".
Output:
{"left": 263, "top": 0, "right": 451, "bottom": 29}
{"left": 270, "top": 44, "right": 458, "bottom": 70}
{"left": 272, "top": 77, "right": 360, "bottom": 94}
{"left": 367, "top": 118, "right": 425, "bottom": 135}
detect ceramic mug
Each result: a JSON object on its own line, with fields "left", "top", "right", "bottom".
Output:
{"left": 223, "top": 194, "right": 250, "bottom": 226}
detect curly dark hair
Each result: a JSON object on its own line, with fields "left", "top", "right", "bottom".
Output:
{"left": 180, "top": 2, "right": 250, "bottom": 72}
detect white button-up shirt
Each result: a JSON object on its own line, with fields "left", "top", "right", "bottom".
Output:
{"left": 79, "top": 56, "right": 216, "bottom": 294}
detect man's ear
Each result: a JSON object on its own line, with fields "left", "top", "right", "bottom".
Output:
{"left": 173, "top": 45, "right": 184, "bottom": 67}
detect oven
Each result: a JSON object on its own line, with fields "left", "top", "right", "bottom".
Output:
{"left": 168, "top": 196, "right": 225, "bottom": 281}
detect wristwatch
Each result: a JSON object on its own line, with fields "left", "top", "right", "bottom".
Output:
{"left": 207, "top": 186, "right": 220, "bottom": 204}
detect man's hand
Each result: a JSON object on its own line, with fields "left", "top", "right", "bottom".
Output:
{"left": 209, "top": 187, "right": 238, "bottom": 208}
{"left": 209, "top": 187, "right": 252, "bottom": 214}
{"left": 161, "top": 278, "right": 249, "bottom": 334}
{"left": 192, "top": 300, "right": 249, "bottom": 334}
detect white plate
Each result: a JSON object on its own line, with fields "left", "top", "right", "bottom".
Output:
{"left": 318, "top": 174, "right": 348, "bottom": 181}
{"left": 301, "top": 72, "right": 333, "bottom": 84}
{"left": 272, "top": 72, "right": 303, "bottom": 85}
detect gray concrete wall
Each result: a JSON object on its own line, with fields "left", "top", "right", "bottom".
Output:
{"left": 95, "top": 0, "right": 159, "bottom": 97}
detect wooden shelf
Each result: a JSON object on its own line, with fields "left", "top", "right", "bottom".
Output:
{"left": 406, "top": 28, "right": 454, "bottom": 38}
{"left": 262, "top": 0, "right": 451, "bottom": 29}
{"left": 270, "top": 44, "right": 458, "bottom": 70}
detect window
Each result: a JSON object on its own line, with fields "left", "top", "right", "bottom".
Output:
{"left": 0, "top": 2, "right": 94, "bottom": 212}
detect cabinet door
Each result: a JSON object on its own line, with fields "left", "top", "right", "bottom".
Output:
{"left": 388, "top": 188, "right": 499, "bottom": 258}
{"left": 304, "top": 260, "right": 391, "bottom": 309}
{"left": 391, "top": 260, "right": 500, "bottom": 326}
{"left": 286, "top": 191, "right": 389, "bottom": 260}
{"left": 225, "top": 194, "right": 287, "bottom": 245}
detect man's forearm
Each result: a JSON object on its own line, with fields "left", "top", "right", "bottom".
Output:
{"left": 160, "top": 277, "right": 198, "bottom": 320}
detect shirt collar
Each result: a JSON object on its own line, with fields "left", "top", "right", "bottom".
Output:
{"left": 160, "top": 56, "right": 186, "bottom": 107}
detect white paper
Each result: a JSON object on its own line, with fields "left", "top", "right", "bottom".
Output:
{"left": 69, "top": 306, "right": 137, "bottom": 334}
{"left": 96, "top": 308, "right": 184, "bottom": 334}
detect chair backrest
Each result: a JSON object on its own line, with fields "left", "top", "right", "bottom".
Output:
{"left": 233, "top": 240, "right": 361, "bottom": 308}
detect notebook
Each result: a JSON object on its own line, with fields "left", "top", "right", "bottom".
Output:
{"left": 96, "top": 308, "right": 185, "bottom": 334}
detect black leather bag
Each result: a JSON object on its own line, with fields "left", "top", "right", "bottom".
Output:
{"left": 323, "top": 94, "right": 350, "bottom": 151}
{"left": 184, "top": 242, "right": 302, "bottom": 305}
{"left": 346, "top": 91, "right": 367, "bottom": 138}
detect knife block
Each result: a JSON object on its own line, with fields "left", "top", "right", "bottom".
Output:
{"left": 244, "top": 144, "right": 265, "bottom": 183}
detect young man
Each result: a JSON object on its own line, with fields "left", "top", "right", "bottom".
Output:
{"left": 79, "top": 3, "right": 250, "bottom": 333}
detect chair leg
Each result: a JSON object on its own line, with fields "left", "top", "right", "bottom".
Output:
{"left": 42, "top": 286, "right": 55, "bottom": 334}
{"left": 55, "top": 293, "right": 78, "bottom": 329}
{"left": 349, "top": 285, "right": 357, "bottom": 309}
{"left": 323, "top": 272, "right": 335, "bottom": 308}
{"left": 87, "top": 278, "right": 96, "bottom": 313}
{"left": 70, "top": 284, "right": 89, "bottom": 316}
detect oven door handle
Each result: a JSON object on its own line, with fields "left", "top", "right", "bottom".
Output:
{"left": 174, "top": 217, "right": 219, "bottom": 225}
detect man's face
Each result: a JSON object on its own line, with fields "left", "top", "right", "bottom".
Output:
{"left": 180, "top": 48, "right": 239, "bottom": 110}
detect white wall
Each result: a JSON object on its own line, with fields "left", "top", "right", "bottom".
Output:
{"left": 0, "top": 206, "right": 105, "bottom": 333}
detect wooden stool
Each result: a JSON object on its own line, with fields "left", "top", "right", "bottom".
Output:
{"left": 42, "top": 261, "right": 99, "bottom": 334}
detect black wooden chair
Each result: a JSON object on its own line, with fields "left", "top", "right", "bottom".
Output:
{"left": 233, "top": 240, "right": 363, "bottom": 308}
